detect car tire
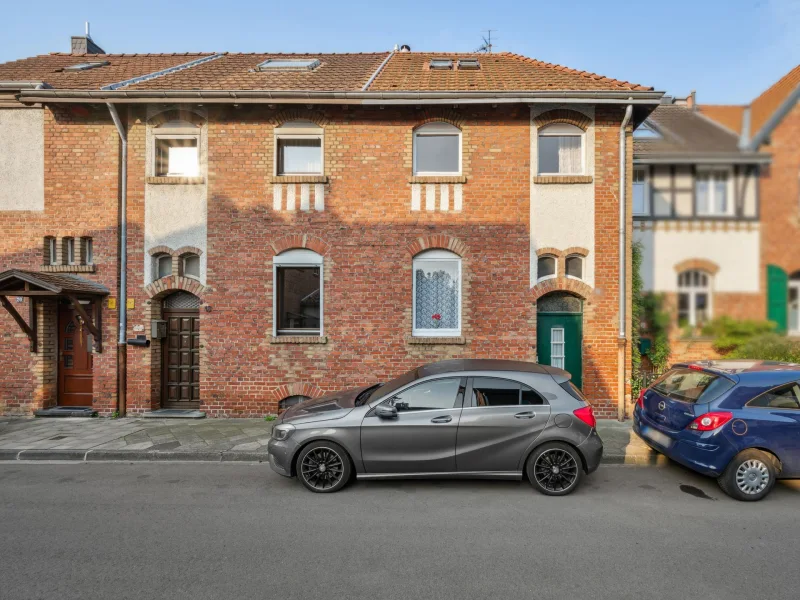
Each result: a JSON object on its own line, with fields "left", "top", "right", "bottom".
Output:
{"left": 526, "top": 442, "right": 584, "bottom": 496}
{"left": 296, "top": 441, "right": 352, "bottom": 494}
{"left": 717, "top": 449, "right": 778, "bottom": 502}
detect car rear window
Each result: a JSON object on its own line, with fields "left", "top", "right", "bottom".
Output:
{"left": 559, "top": 381, "right": 588, "bottom": 404}
{"left": 651, "top": 368, "right": 734, "bottom": 404}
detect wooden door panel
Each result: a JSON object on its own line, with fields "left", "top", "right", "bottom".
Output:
{"left": 162, "top": 308, "right": 200, "bottom": 409}
{"left": 58, "top": 303, "right": 94, "bottom": 407}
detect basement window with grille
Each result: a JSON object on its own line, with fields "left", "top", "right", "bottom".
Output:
{"left": 429, "top": 59, "right": 454, "bottom": 70}
{"left": 257, "top": 59, "right": 320, "bottom": 71}
{"left": 457, "top": 58, "right": 480, "bottom": 70}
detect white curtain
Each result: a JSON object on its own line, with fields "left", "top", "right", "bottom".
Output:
{"left": 557, "top": 137, "right": 582, "bottom": 174}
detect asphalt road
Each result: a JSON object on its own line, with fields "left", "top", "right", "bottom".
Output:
{"left": 1, "top": 462, "right": 799, "bottom": 600}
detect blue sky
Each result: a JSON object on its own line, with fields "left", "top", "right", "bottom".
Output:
{"left": 2, "top": 0, "right": 798, "bottom": 104}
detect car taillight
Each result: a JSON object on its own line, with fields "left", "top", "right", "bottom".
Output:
{"left": 573, "top": 405, "right": 596, "bottom": 429}
{"left": 687, "top": 411, "right": 733, "bottom": 431}
{"left": 637, "top": 389, "right": 645, "bottom": 409}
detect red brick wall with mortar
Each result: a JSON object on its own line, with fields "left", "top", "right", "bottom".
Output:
{"left": 0, "top": 106, "right": 120, "bottom": 414}
{"left": 2, "top": 103, "right": 632, "bottom": 418}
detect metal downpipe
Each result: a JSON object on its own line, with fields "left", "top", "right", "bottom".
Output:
{"left": 618, "top": 103, "right": 633, "bottom": 421}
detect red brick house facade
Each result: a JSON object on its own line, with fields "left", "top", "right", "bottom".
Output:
{"left": 0, "top": 41, "right": 661, "bottom": 418}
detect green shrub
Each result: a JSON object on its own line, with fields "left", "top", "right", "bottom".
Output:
{"left": 701, "top": 316, "right": 776, "bottom": 355}
{"left": 727, "top": 334, "right": 800, "bottom": 362}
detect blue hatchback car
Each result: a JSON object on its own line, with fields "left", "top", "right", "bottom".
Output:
{"left": 634, "top": 360, "right": 800, "bottom": 501}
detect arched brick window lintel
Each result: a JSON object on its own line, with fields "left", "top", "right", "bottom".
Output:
{"left": 674, "top": 258, "right": 720, "bottom": 275}
{"left": 531, "top": 277, "right": 593, "bottom": 301}
{"left": 533, "top": 109, "right": 591, "bottom": 131}
{"left": 407, "top": 234, "right": 468, "bottom": 257}
{"left": 145, "top": 276, "right": 207, "bottom": 300}
{"left": 268, "top": 382, "right": 326, "bottom": 402}
{"left": 271, "top": 234, "right": 331, "bottom": 257}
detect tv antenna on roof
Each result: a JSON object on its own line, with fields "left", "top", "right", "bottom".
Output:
{"left": 476, "top": 30, "right": 496, "bottom": 53}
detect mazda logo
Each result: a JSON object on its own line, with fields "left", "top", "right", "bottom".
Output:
{"left": 658, "top": 401, "right": 666, "bottom": 411}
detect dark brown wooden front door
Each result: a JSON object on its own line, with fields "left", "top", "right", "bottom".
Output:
{"left": 161, "top": 309, "right": 200, "bottom": 408}
{"left": 58, "top": 302, "right": 93, "bottom": 406}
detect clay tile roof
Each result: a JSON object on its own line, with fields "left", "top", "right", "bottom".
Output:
{"left": 750, "top": 64, "right": 800, "bottom": 134}
{"left": 121, "top": 52, "right": 390, "bottom": 91}
{"left": 0, "top": 53, "right": 215, "bottom": 89}
{"left": 635, "top": 104, "right": 746, "bottom": 157}
{"left": 368, "top": 51, "right": 652, "bottom": 92}
{"left": 696, "top": 104, "right": 745, "bottom": 135}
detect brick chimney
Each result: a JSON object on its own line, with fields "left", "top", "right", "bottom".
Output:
{"left": 71, "top": 22, "right": 105, "bottom": 55}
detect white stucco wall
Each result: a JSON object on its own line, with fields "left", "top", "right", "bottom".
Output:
{"left": 0, "top": 109, "right": 44, "bottom": 211}
{"left": 530, "top": 105, "right": 595, "bottom": 287}
{"left": 634, "top": 226, "right": 760, "bottom": 293}
{"left": 143, "top": 108, "right": 208, "bottom": 284}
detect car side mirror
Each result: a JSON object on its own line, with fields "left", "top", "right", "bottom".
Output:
{"left": 375, "top": 404, "right": 398, "bottom": 419}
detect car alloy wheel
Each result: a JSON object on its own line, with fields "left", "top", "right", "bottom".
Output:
{"left": 735, "top": 459, "right": 770, "bottom": 495}
{"left": 300, "top": 447, "right": 344, "bottom": 491}
{"left": 532, "top": 446, "right": 580, "bottom": 494}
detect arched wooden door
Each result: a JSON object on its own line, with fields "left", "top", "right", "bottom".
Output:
{"left": 161, "top": 292, "right": 200, "bottom": 409}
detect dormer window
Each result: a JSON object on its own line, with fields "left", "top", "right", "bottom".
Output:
{"left": 457, "top": 58, "right": 480, "bottom": 70}
{"left": 153, "top": 120, "right": 200, "bottom": 178}
{"left": 64, "top": 61, "right": 110, "bottom": 72}
{"left": 429, "top": 59, "right": 454, "bottom": 70}
{"left": 275, "top": 121, "right": 323, "bottom": 176}
{"left": 257, "top": 58, "right": 320, "bottom": 71}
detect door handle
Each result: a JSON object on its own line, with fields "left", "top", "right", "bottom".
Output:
{"left": 431, "top": 415, "right": 453, "bottom": 424}
{"left": 514, "top": 411, "right": 536, "bottom": 419}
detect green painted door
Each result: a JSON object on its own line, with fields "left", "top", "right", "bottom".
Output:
{"left": 537, "top": 313, "right": 583, "bottom": 388}
{"left": 767, "top": 264, "right": 788, "bottom": 334}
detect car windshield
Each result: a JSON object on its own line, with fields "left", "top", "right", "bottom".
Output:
{"left": 367, "top": 368, "right": 421, "bottom": 403}
{"left": 651, "top": 368, "right": 734, "bottom": 404}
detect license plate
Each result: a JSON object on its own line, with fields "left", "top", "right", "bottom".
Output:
{"left": 641, "top": 426, "right": 672, "bottom": 448}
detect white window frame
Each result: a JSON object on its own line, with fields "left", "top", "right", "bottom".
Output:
{"left": 537, "top": 123, "right": 585, "bottom": 176}
{"left": 633, "top": 167, "right": 651, "bottom": 216}
{"left": 677, "top": 270, "right": 713, "bottom": 327}
{"left": 274, "top": 121, "right": 324, "bottom": 176}
{"left": 82, "top": 238, "right": 93, "bottom": 265}
{"left": 155, "top": 254, "right": 172, "bottom": 280}
{"left": 273, "top": 249, "right": 324, "bottom": 337}
{"left": 412, "top": 122, "right": 462, "bottom": 176}
{"left": 152, "top": 121, "right": 201, "bottom": 178}
{"left": 182, "top": 254, "right": 200, "bottom": 280}
{"left": 789, "top": 276, "right": 800, "bottom": 336}
{"left": 65, "top": 238, "right": 75, "bottom": 265}
{"left": 536, "top": 255, "right": 558, "bottom": 282}
{"left": 48, "top": 238, "right": 57, "bottom": 266}
{"left": 412, "top": 249, "right": 462, "bottom": 338}
{"left": 565, "top": 255, "right": 584, "bottom": 281}
{"left": 695, "top": 167, "right": 735, "bottom": 217}
{"left": 550, "top": 327, "right": 566, "bottom": 369}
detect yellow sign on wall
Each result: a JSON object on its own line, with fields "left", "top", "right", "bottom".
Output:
{"left": 126, "top": 298, "right": 135, "bottom": 309}
{"left": 107, "top": 298, "right": 117, "bottom": 310}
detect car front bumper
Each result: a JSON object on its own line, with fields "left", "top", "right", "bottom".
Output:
{"left": 577, "top": 428, "right": 603, "bottom": 474}
{"left": 267, "top": 437, "right": 296, "bottom": 478}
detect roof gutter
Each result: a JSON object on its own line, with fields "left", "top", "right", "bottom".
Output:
{"left": 18, "top": 88, "right": 665, "bottom": 105}
{"left": 746, "top": 81, "right": 800, "bottom": 151}
{"left": 0, "top": 81, "right": 51, "bottom": 90}
{"left": 618, "top": 102, "right": 633, "bottom": 422}
{"left": 634, "top": 153, "right": 771, "bottom": 165}
{"left": 106, "top": 103, "right": 128, "bottom": 417}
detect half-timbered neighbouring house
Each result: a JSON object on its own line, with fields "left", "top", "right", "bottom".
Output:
{"left": 0, "top": 33, "right": 662, "bottom": 418}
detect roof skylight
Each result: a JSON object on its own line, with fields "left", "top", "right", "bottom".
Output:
{"left": 256, "top": 58, "right": 321, "bottom": 71}
{"left": 63, "top": 61, "right": 110, "bottom": 72}
{"left": 457, "top": 58, "right": 480, "bottom": 70}
{"left": 429, "top": 59, "right": 454, "bottom": 70}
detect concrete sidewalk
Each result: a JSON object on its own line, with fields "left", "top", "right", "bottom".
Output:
{"left": 0, "top": 416, "right": 662, "bottom": 464}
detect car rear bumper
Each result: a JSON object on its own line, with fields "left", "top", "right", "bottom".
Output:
{"left": 577, "top": 429, "right": 603, "bottom": 474}
{"left": 633, "top": 411, "right": 734, "bottom": 477}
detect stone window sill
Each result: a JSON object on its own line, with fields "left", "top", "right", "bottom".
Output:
{"left": 270, "top": 336, "right": 328, "bottom": 344}
{"left": 146, "top": 176, "right": 205, "bottom": 185}
{"left": 407, "top": 336, "right": 466, "bottom": 345}
{"left": 39, "top": 265, "right": 96, "bottom": 273}
{"left": 270, "top": 175, "right": 329, "bottom": 184}
{"left": 409, "top": 176, "right": 467, "bottom": 184}
{"left": 533, "top": 175, "right": 593, "bottom": 184}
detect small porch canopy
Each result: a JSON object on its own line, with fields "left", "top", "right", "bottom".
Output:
{"left": 0, "top": 269, "right": 109, "bottom": 353}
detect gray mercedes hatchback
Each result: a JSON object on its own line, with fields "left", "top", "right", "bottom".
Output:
{"left": 267, "top": 359, "right": 603, "bottom": 495}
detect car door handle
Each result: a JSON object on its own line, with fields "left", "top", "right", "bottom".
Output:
{"left": 514, "top": 411, "right": 536, "bottom": 419}
{"left": 431, "top": 415, "right": 453, "bottom": 424}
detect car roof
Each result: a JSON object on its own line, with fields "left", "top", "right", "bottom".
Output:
{"left": 675, "top": 360, "right": 800, "bottom": 386}
{"left": 417, "top": 359, "right": 564, "bottom": 378}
